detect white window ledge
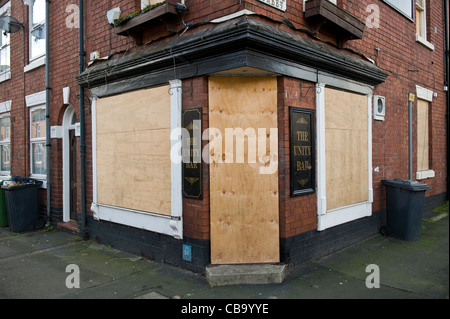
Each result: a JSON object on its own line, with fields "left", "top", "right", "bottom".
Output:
{"left": 0, "top": 71, "right": 11, "bottom": 83}
{"left": 24, "top": 56, "right": 46, "bottom": 73}
{"left": 416, "top": 34, "right": 435, "bottom": 51}
{"left": 416, "top": 169, "right": 435, "bottom": 180}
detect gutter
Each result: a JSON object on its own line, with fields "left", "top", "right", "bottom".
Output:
{"left": 79, "top": 0, "right": 87, "bottom": 238}
{"left": 77, "top": 17, "right": 387, "bottom": 89}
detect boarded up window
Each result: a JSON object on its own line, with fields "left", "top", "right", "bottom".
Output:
{"left": 324, "top": 88, "right": 369, "bottom": 211}
{"left": 417, "top": 99, "right": 429, "bottom": 171}
{"left": 96, "top": 85, "right": 172, "bottom": 216}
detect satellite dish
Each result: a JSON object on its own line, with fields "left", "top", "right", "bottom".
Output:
{"left": 0, "top": 16, "right": 24, "bottom": 34}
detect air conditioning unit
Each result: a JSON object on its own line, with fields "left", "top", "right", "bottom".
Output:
{"left": 373, "top": 95, "right": 385, "bottom": 121}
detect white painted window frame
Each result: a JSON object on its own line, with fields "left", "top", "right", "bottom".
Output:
{"left": 316, "top": 74, "right": 373, "bottom": 231}
{"left": 141, "top": 0, "right": 149, "bottom": 9}
{"left": 23, "top": 0, "right": 46, "bottom": 72}
{"left": 0, "top": 1, "right": 11, "bottom": 83}
{"left": 28, "top": 0, "right": 46, "bottom": 61}
{"left": 90, "top": 80, "right": 183, "bottom": 239}
{"left": 383, "top": 0, "right": 414, "bottom": 21}
{"left": 29, "top": 105, "right": 47, "bottom": 179}
{"left": 415, "top": 0, "right": 434, "bottom": 50}
{"left": 25, "top": 90, "right": 47, "bottom": 186}
{"left": 415, "top": 85, "right": 435, "bottom": 180}
{"left": 0, "top": 100, "right": 11, "bottom": 176}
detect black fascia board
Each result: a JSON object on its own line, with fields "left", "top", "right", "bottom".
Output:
{"left": 78, "top": 17, "right": 387, "bottom": 91}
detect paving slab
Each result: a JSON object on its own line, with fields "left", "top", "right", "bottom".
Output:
{"left": 206, "top": 264, "right": 286, "bottom": 286}
{"left": 0, "top": 204, "right": 448, "bottom": 301}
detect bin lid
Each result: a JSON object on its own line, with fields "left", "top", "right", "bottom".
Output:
{"left": 381, "top": 179, "right": 431, "bottom": 191}
{"left": 1, "top": 177, "right": 43, "bottom": 190}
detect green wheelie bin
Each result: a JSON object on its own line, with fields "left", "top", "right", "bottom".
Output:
{"left": 0, "top": 179, "right": 10, "bottom": 227}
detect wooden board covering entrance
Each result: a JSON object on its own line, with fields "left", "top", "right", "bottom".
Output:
{"left": 209, "top": 77, "right": 279, "bottom": 265}
{"left": 96, "top": 85, "right": 172, "bottom": 216}
{"left": 324, "top": 87, "right": 369, "bottom": 211}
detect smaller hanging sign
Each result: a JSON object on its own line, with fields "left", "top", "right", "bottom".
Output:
{"left": 182, "top": 107, "right": 203, "bottom": 199}
{"left": 257, "top": 0, "right": 287, "bottom": 12}
{"left": 290, "top": 107, "right": 315, "bottom": 196}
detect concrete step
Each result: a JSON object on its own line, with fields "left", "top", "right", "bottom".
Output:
{"left": 206, "top": 263, "right": 287, "bottom": 286}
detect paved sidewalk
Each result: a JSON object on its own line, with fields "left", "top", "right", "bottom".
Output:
{"left": 0, "top": 205, "right": 448, "bottom": 300}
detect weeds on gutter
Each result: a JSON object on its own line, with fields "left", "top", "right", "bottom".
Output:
{"left": 114, "top": 1, "right": 166, "bottom": 27}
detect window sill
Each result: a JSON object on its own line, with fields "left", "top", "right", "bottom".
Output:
{"left": 114, "top": 0, "right": 178, "bottom": 37}
{"left": 24, "top": 56, "right": 46, "bottom": 73}
{"left": 416, "top": 169, "right": 435, "bottom": 180}
{"left": 0, "top": 71, "right": 11, "bottom": 83}
{"left": 416, "top": 35, "right": 435, "bottom": 51}
{"left": 304, "top": 0, "right": 365, "bottom": 40}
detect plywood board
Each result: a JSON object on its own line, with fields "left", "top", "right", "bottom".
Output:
{"left": 96, "top": 85, "right": 172, "bottom": 216}
{"left": 417, "top": 99, "right": 429, "bottom": 171}
{"left": 325, "top": 88, "right": 369, "bottom": 211}
{"left": 209, "top": 76, "right": 279, "bottom": 265}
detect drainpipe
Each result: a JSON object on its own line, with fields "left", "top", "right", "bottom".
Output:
{"left": 78, "top": 0, "right": 87, "bottom": 239}
{"left": 408, "top": 97, "right": 413, "bottom": 180}
{"left": 45, "top": 0, "right": 50, "bottom": 226}
{"left": 444, "top": 0, "right": 449, "bottom": 201}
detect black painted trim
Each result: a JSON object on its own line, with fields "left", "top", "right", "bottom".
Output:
{"left": 78, "top": 17, "right": 387, "bottom": 97}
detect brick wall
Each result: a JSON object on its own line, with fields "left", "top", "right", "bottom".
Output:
{"left": 277, "top": 77, "right": 317, "bottom": 238}
{"left": 85, "top": 0, "right": 446, "bottom": 269}
{"left": 182, "top": 76, "right": 210, "bottom": 240}
{"left": 1, "top": 0, "right": 446, "bottom": 269}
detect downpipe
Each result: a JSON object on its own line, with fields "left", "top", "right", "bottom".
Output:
{"left": 45, "top": 0, "right": 50, "bottom": 226}
{"left": 444, "top": 0, "right": 450, "bottom": 201}
{"left": 79, "top": 0, "right": 87, "bottom": 239}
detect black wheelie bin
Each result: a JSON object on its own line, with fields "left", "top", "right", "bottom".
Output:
{"left": 1, "top": 177, "right": 43, "bottom": 233}
{"left": 381, "top": 179, "right": 431, "bottom": 241}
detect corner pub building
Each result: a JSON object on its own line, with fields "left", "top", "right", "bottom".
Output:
{"left": 1, "top": 0, "right": 448, "bottom": 276}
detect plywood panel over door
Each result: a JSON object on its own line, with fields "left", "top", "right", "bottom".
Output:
{"left": 325, "top": 87, "right": 369, "bottom": 211}
{"left": 209, "top": 76, "right": 279, "bottom": 265}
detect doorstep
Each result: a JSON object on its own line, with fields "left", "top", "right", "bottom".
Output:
{"left": 206, "top": 263, "right": 287, "bottom": 286}
{"left": 57, "top": 221, "right": 80, "bottom": 234}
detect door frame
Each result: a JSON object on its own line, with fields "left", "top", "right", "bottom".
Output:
{"left": 62, "top": 105, "right": 77, "bottom": 222}
{"left": 315, "top": 75, "right": 374, "bottom": 231}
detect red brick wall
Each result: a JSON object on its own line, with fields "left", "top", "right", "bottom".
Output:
{"left": 1, "top": 0, "right": 446, "bottom": 241}
{"left": 277, "top": 77, "right": 317, "bottom": 238}
{"left": 182, "top": 76, "right": 210, "bottom": 240}
{"left": 340, "top": 0, "right": 447, "bottom": 212}
{"left": 1, "top": 1, "right": 92, "bottom": 214}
